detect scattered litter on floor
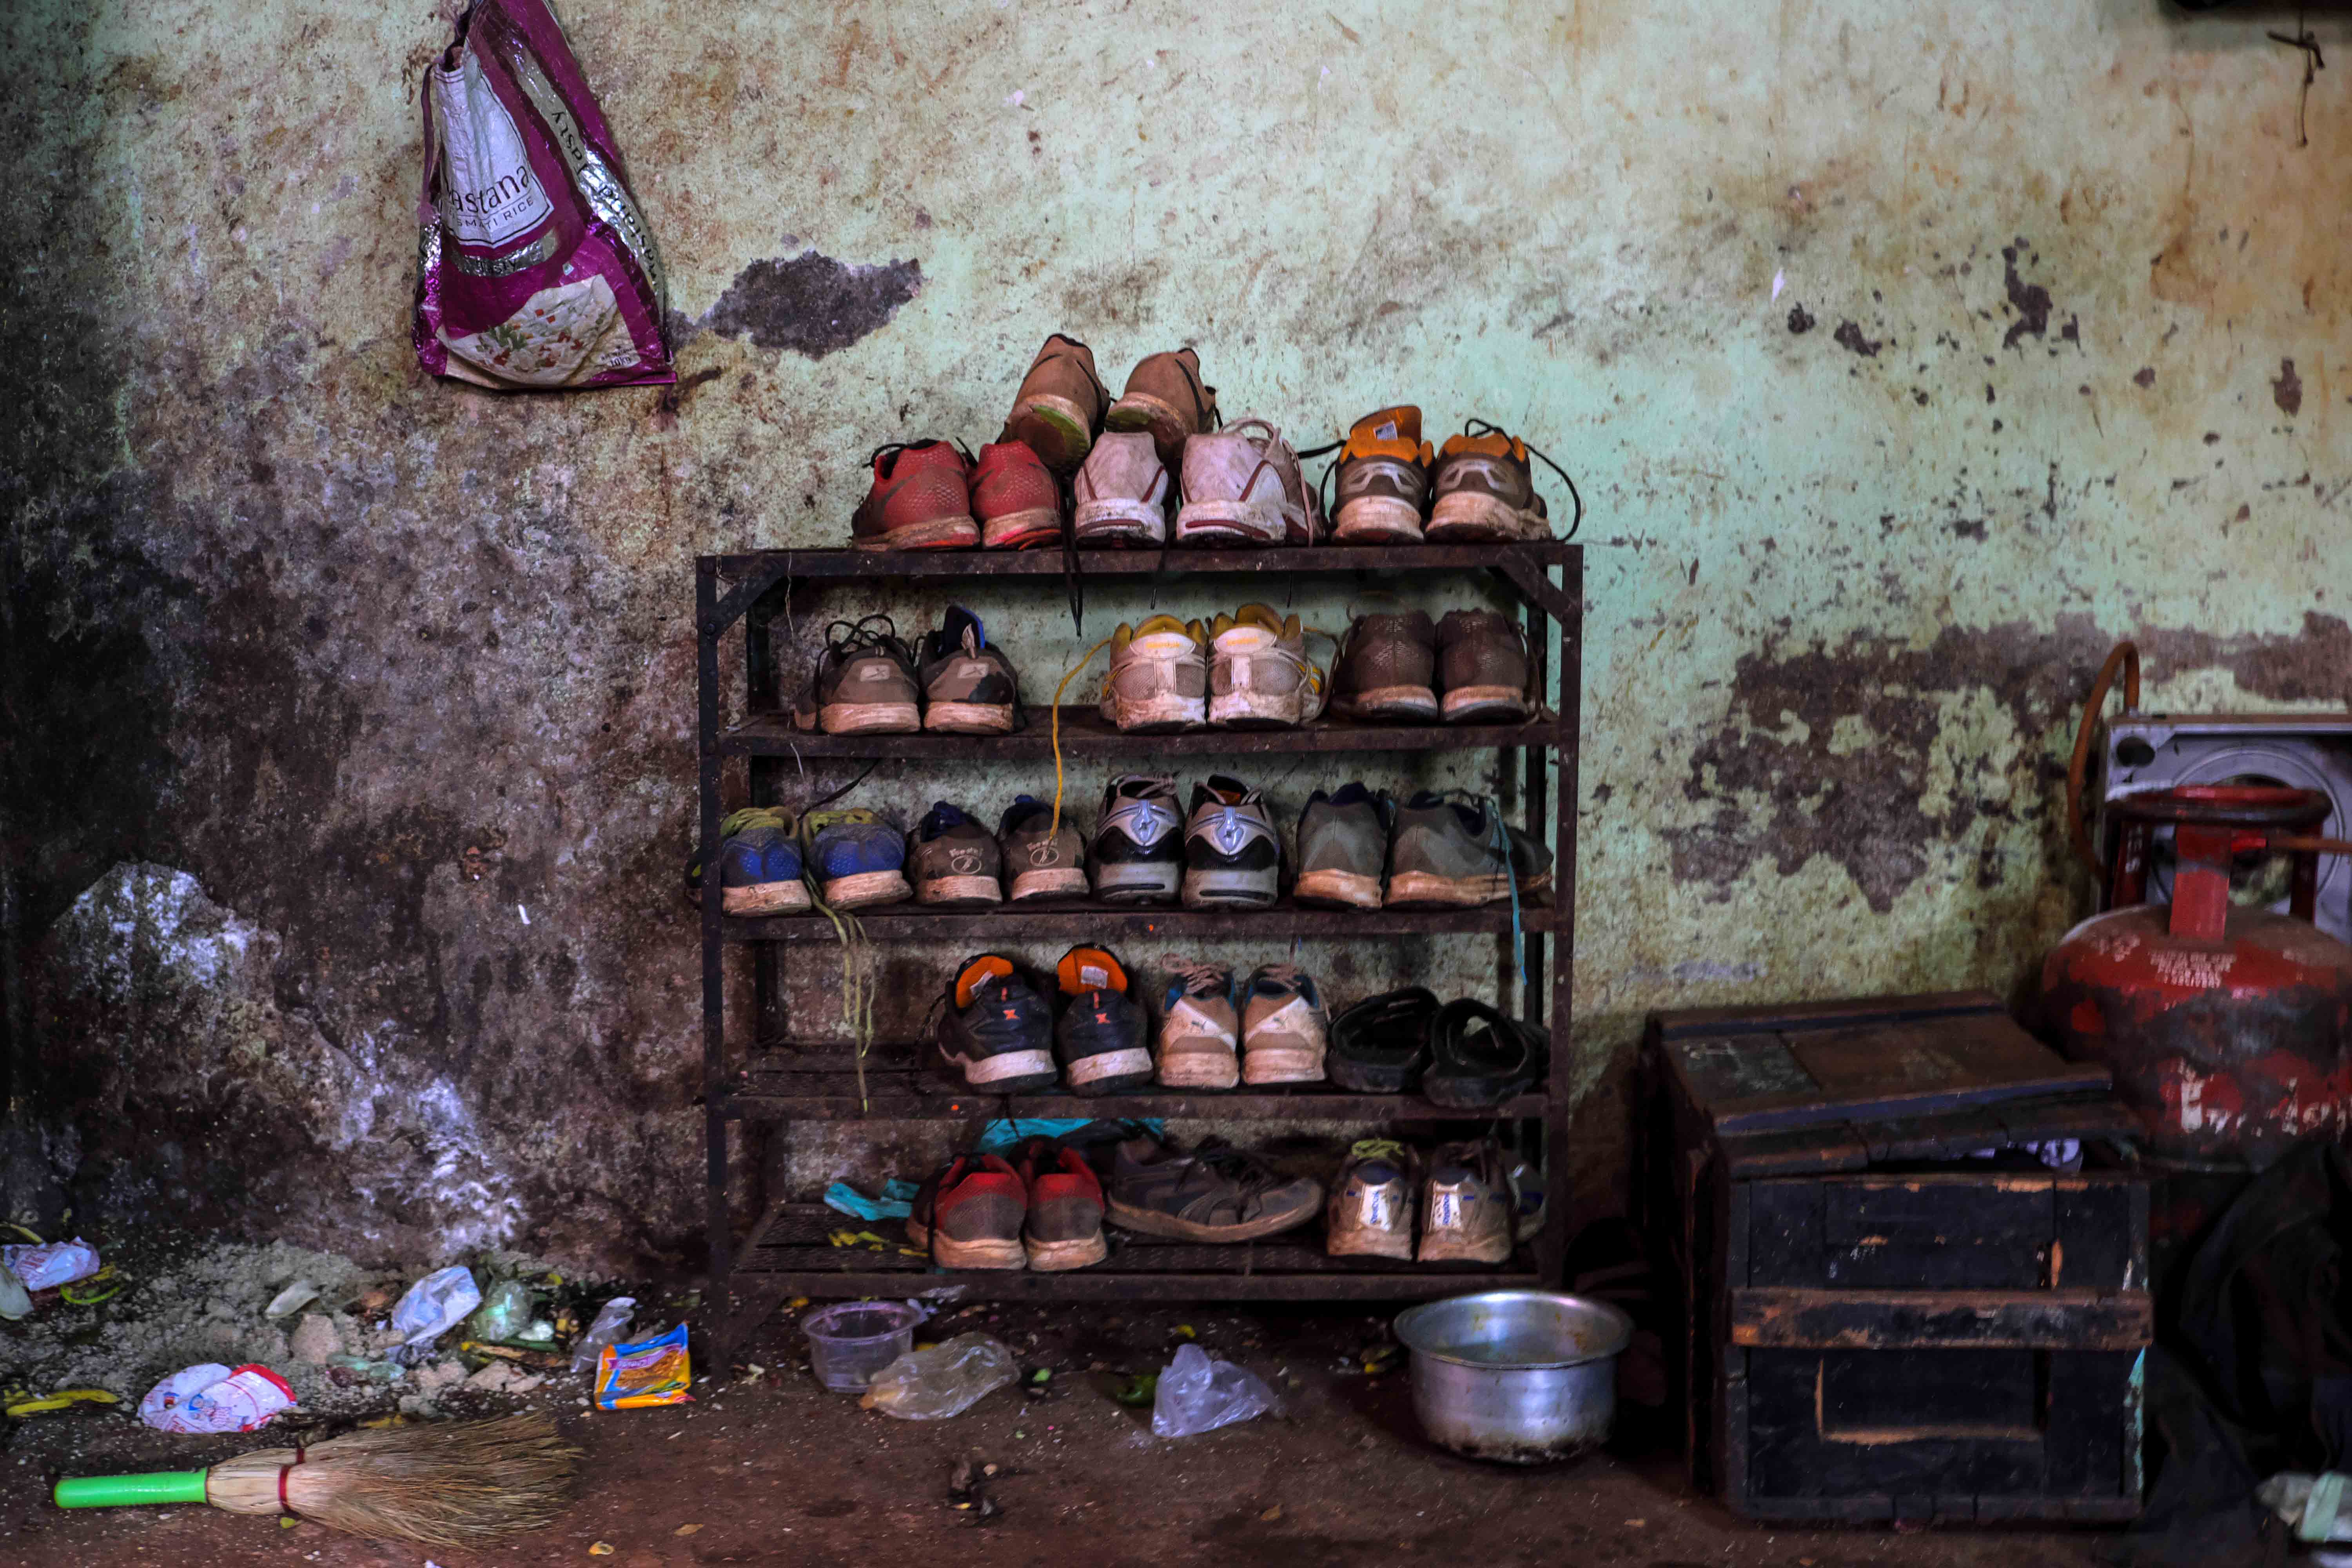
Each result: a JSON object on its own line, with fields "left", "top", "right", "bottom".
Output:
{"left": 860, "top": 1333, "right": 1018, "bottom": 1419}
{"left": 4, "top": 1236, "right": 102, "bottom": 1290}
{"left": 822, "top": 1177, "right": 920, "bottom": 1220}
{"left": 595, "top": 1323, "right": 692, "bottom": 1410}
{"left": 137, "top": 1362, "right": 296, "bottom": 1434}
{"left": 1152, "top": 1343, "right": 1277, "bottom": 1437}
{"left": 389, "top": 1265, "right": 481, "bottom": 1354}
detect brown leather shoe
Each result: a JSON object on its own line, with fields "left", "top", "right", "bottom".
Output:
{"left": 1104, "top": 348, "right": 1219, "bottom": 466}
{"left": 1435, "top": 609, "right": 1531, "bottom": 723}
{"left": 1329, "top": 610, "right": 1438, "bottom": 722}
{"left": 1004, "top": 333, "right": 1108, "bottom": 472}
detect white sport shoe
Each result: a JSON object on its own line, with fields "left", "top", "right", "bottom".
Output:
{"left": 1174, "top": 417, "right": 1319, "bottom": 547}
{"left": 1207, "top": 604, "right": 1327, "bottom": 729}
{"left": 1071, "top": 431, "right": 1172, "bottom": 546}
{"left": 1099, "top": 616, "right": 1207, "bottom": 731}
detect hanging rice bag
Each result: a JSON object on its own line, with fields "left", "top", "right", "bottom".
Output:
{"left": 413, "top": 0, "right": 672, "bottom": 390}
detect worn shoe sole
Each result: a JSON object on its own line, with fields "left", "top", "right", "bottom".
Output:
{"left": 1209, "top": 689, "right": 1303, "bottom": 728}
{"left": 1009, "top": 867, "right": 1090, "bottom": 902}
{"left": 1107, "top": 1193, "right": 1321, "bottom": 1243}
{"left": 1173, "top": 499, "right": 1284, "bottom": 547}
{"left": 938, "top": 1043, "right": 1057, "bottom": 1092}
{"left": 1336, "top": 684, "right": 1441, "bottom": 723}
{"left": 822, "top": 701, "right": 921, "bottom": 734}
{"left": 1007, "top": 396, "right": 1094, "bottom": 471}
{"left": 1327, "top": 1227, "right": 1414, "bottom": 1261}
{"left": 721, "top": 881, "right": 811, "bottom": 915}
{"left": 1386, "top": 870, "right": 1512, "bottom": 907}
{"left": 1443, "top": 686, "right": 1531, "bottom": 724}
{"left": 1074, "top": 500, "right": 1167, "bottom": 546}
{"left": 1026, "top": 1232, "right": 1109, "bottom": 1271}
{"left": 1242, "top": 1044, "right": 1325, "bottom": 1085}
{"left": 981, "top": 506, "right": 1062, "bottom": 550}
{"left": 853, "top": 513, "right": 980, "bottom": 551}
{"left": 1334, "top": 496, "right": 1426, "bottom": 544}
{"left": 1423, "top": 1073, "right": 1537, "bottom": 1109}
{"left": 1106, "top": 692, "right": 1205, "bottom": 731}
{"left": 1426, "top": 491, "right": 1544, "bottom": 542}
{"left": 822, "top": 869, "right": 912, "bottom": 907}
{"left": 1182, "top": 867, "right": 1278, "bottom": 908}
{"left": 1094, "top": 860, "right": 1181, "bottom": 904}
{"left": 1156, "top": 1046, "right": 1240, "bottom": 1089}
{"left": 1327, "top": 1055, "right": 1419, "bottom": 1094}
{"left": 916, "top": 874, "right": 1002, "bottom": 908}
{"left": 1293, "top": 869, "right": 1383, "bottom": 909}
{"left": 1103, "top": 390, "right": 1190, "bottom": 459}
{"left": 932, "top": 1234, "right": 1028, "bottom": 1269}
{"left": 1065, "top": 1047, "right": 1154, "bottom": 1093}
{"left": 1418, "top": 1230, "right": 1513, "bottom": 1265}
{"left": 924, "top": 701, "right": 1016, "bottom": 735}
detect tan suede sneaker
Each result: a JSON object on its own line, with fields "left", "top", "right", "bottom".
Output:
{"left": 1004, "top": 333, "right": 1109, "bottom": 472}
{"left": 1103, "top": 347, "right": 1219, "bottom": 466}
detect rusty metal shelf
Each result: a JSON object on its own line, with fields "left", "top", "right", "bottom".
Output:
{"left": 716, "top": 706, "right": 1563, "bottom": 759}
{"left": 710, "top": 542, "right": 1575, "bottom": 580}
{"left": 728, "top": 1203, "right": 1537, "bottom": 1303}
{"left": 724, "top": 1046, "right": 1548, "bottom": 1122}
{"left": 724, "top": 898, "right": 1557, "bottom": 944}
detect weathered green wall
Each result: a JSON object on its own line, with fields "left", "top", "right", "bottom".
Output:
{"left": 5, "top": 0, "right": 2345, "bottom": 1261}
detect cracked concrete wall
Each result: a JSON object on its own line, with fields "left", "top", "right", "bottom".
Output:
{"left": 4, "top": 0, "right": 2346, "bottom": 1263}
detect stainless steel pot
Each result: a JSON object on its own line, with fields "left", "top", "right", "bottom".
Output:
{"left": 1392, "top": 1290, "right": 1633, "bottom": 1465}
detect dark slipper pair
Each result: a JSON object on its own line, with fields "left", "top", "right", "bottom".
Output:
{"left": 1325, "top": 987, "right": 1547, "bottom": 1105}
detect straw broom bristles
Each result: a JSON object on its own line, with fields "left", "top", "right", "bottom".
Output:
{"left": 200, "top": 1413, "right": 580, "bottom": 1549}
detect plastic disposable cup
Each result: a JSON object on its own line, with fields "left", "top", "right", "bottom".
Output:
{"left": 802, "top": 1301, "right": 925, "bottom": 1392}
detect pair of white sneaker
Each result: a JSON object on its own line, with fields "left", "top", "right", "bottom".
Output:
{"left": 1071, "top": 419, "right": 1324, "bottom": 548}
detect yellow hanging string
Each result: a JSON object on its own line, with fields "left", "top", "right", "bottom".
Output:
{"left": 1048, "top": 637, "right": 1114, "bottom": 837}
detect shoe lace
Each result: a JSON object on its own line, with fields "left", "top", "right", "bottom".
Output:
{"left": 1047, "top": 636, "right": 1116, "bottom": 838}
{"left": 1292, "top": 437, "right": 1344, "bottom": 526}
{"left": 1479, "top": 791, "right": 1526, "bottom": 994}
{"left": 1348, "top": 1137, "right": 1408, "bottom": 1162}
{"left": 826, "top": 613, "right": 915, "bottom": 670}
{"left": 1187, "top": 1139, "right": 1281, "bottom": 1194}
{"left": 1174, "top": 963, "right": 1230, "bottom": 1000}
{"left": 1462, "top": 419, "right": 1582, "bottom": 540}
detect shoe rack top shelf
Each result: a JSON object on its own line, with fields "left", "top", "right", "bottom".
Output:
{"left": 724, "top": 898, "right": 1558, "bottom": 944}
{"left": 718, "top": 706, "right": 1564, "bottom": 759}
{"left": 727, "top": 1046, "right": 1546, "bottom": 1122}
{"left": 708, "top": 541, "right": 1575, "bottom": 579}
{"left": 731, "top": 1203, "right": 1540, "bottom": 1302}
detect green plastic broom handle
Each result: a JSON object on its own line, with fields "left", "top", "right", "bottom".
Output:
{"left": 55, "top": 1470, "right": 212, "bottom": 1508}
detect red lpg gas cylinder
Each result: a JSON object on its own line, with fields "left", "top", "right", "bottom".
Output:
{"left": 2043, "top": 784, "right": 2352, "bottom": 1168}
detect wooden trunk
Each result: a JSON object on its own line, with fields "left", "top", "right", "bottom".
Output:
{"left": 1640, "top": 990, "right": 2152, "bottom": 1523}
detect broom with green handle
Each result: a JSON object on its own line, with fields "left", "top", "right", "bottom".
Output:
{"left": 54, "top": 1412, "right": 579, "bottom": 1549}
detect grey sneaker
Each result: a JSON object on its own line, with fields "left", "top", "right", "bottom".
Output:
{"left": 1091, "top": 774, "right": 1185, "bottom": 905}
{"left": 998, "top": 795, "right": 1089, "bottom": 902}
{"left": 1181, "top": 775, "right": 1280, "bottom": 909}
{"left": 1107, "top": 1134, "right": 1323, "bottom": 1242}
{"left": 907, "top": 802, "right": 1002, "bottom": 907}
{"left": 1417, "top": 1138, "right": 1515, "bottom": 1265}
{"left": 1386, "top": 791, "right": 1512, "bottom": 907}
{"left": 1240, "top": 964, "right": 1327, "bottom": 1085}
{"left": 792, "top": 615, "right": 921, "bottom": 735}
{"left": 1293, "top": 784, "right": 1389, "bottom": 909}
{"left": 1156, "top": 964, "right": 1239, "bottom": 1089}
{"left": 919, "top": 605, "right": 1020, "bottom": 735}
{"left": 1326, "top": 1138, "right": 1417, "bottom": 1260}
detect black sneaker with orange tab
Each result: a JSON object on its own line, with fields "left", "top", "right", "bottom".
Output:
{"left": 935, "top": 953, "right": 1057, "bottom": 1092}
{"left": 1052, "top": 946, "right": 1154, "bottom": 1095}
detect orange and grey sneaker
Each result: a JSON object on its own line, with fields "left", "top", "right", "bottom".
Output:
{"left": 1004, "top": 333, "right": 1109, "bottom": 472}
{"left": 1426, "top": 420, "right": 1582, "bottom": 543}
{"left": 849, "top": 441, "right": 978, "bottom": 551}
{"left": 1104, "top": 347, "right": 1219, "bottom": 467}
{"left": 1331, "top": 406, "right": 1435, "bottom": 544}
{"left": 970, "top": 440, "right": 1064, "bottom": 550}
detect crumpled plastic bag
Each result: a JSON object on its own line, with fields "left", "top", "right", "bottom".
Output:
{"left": 140, "top": 1364, "right": 297, "bottom": 1434}
{"left": 822, "top": 1178, "right": 921, "bottom": 1221}
{"left": 3, "top": 1238, "right": 100, "bottom": 1291}
{"left": 0, "top": 1269, "right": 30, "bottom": 1321}
{"left": 1151, "top": 1343, "right": 1278, "bottom": 1437}
{"left": 465, "top": 1278, "right": 532, "bottom": 1342}
{"left": 413, "top": 0, "right": 671, "bottom": 390}
{"left": 391, "top": 1265, "right": 481, "bottom": 1350}
{"left": 860, "top": 1333, "right": 1019, "bottom": 1420}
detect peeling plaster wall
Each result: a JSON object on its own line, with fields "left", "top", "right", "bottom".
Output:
{"left": 4, "top": 0, "right": 2347, "bottom": 1262}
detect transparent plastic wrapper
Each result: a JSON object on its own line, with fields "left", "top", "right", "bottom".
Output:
{"left": 413, "top": 0, "right": 672, "bottom": 390}
{"left": 2261, "top": 1473, "right": 2352, "bottom": 1541}
{"left": 3, "top": 1238, "right": 100, "bottom": 1291}
{"left": 1151, "top": 1343, "right": 1278, "bottom": 1437}
{"left": 466, "top": 1279, "right": 532, "bottom": 1342}
{"left": 569, "top": 1296, "right": 634, "bottom": 1374}
{"left": 595, "top": 1323, "right": 691, "bottom": 1410}
{"left": 0, "top": 1269, "right": 30, "bottom": 1321}
{"left": 858, "top": 1333, "right": 1019, "bottom": 1419}
{"left": 390, "top": 1265, "right": 480, "bottom": 1352}
{"left": 139, "top": 1364, "right": 297, "bottom": 1435}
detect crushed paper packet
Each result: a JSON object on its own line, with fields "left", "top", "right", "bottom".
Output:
{"left": 3, "top": 1238, "right": 100, "bottom": 1292}
{"left": 140, "top": 1363, "right": 297, "bottom": 1434}
{"left": 595, "top": 1324, "right": 693, "bottom": 1410}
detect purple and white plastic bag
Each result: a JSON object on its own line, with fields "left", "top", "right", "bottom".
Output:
{"left": 414, "top": 0, "right": 672, "bottom": 390}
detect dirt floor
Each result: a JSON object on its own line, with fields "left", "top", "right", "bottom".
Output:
{"left": 0, "top": 1294, "right": 2126, "bottom": 1568}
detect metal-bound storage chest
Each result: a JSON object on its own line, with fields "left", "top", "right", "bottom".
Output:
{"left": 1641, "top": 990, "right": 2152, "bottom": 1523}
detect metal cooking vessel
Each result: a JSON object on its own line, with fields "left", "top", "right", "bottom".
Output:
{"left": 1392, "top": 1290, "right": 1632, "bottom": 1465}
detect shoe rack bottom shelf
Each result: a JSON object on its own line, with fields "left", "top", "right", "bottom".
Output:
{"left": 730, "top": 1204, "right": 1539, "bottom": 1303}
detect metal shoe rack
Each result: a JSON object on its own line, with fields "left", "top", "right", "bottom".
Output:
{"left": 696, "top": 543, "right": 1581, "bottom": 1353}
